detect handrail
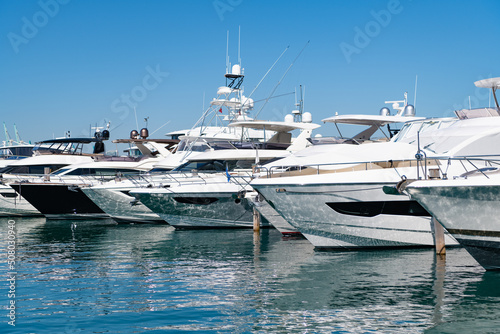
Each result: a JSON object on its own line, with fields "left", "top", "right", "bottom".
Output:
{"left": 258, "top": 154, "right": 500, "bottom": 179}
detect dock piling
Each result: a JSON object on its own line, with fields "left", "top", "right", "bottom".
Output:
{"left": 431, "top": 217, "right": 446, "bottom": 255}
{"left": 253, "top": 207, "right": 261, "bottom": 232}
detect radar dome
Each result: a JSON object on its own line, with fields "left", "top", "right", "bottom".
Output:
{"left": 130, "top": 130, "right": 139, "bottom": 139}
{"left": 232, "top": 64, "right": 241, "bottom": 75}
{"left": 380, "top": 107, "right": 391, "bottom": 116}
{"left": 302, "top": 112, "right": 312, "bottom": 123}
{"left": 217, "top": 86, "right": 231, "bottom": 95}
{"left": 241, "top": 96, "right": 254, "bottom": 109}
{"left": 284, "top": 114, "right": 294, "bottom": 123}
{"left": 403, "top": 104, "right": 416, "bottom": 117}
{"left": 140, "top": 128, "right": 149, "bottom": 139}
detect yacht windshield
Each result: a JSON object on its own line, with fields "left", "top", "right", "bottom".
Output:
{"left": 173, "top": 159, "right": 255, "bottom": 172}
{"left": 52, "top": 168, "right": 142, "bottom": 176}
{"left": 0, "top": 147, "right": 33, "bottom": 158}
{"left": 0, "top": 164, "right": 67, "bottom": 174}
{"left": 392, "top": 119, "right": 456, "bottom": 143}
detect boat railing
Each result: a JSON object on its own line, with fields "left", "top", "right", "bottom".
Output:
{"left": 124, "top": 170, "right": 208, "bottom": 188}
{"left": 152, "top": 170, "right": 253, "bottom": 188}
{"left": 123, "top": 168, "right": 255, "bottom": 189}
{"left": 417, "top": 155, "right": 500, "bottom": 180}
{"left": 229, "top": 172, "right": 255, "bottom": 193}
{"left": 257, "top": 154, "right": 500, "bottom": 180}
{"left": 14, "top": 171, "right": 146, "bottom": 187}
{"left": 4, "top": 174, "right": 42, "bottom": 184}
{"left": 254, "top": 156, "right": 500, "bottom": 179}
{"left": 259, "top": 158, "right": 434, "bottom": 179}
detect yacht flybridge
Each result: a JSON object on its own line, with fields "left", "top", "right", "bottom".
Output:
{"left": 156, "top": 63, "right": 273, "bottom": 171}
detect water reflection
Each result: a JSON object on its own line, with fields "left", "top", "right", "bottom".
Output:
{"left": 0, "top": 218, "right": 499, "bottom": 333}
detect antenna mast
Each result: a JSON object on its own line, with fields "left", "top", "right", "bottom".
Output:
{"left": 226, "top": 30, "right": 229, "bottom": 74}
{"left": 414, "top": 75, "right": 418, "bottom": 108}
{"left": 134, "top": 107, "right": 139, "bottom": 131}
{"left": 241, "top": 46, "right": 289, "bottom": 113}
{"left": 255, "top": 41, "right": 310, "bottom": 118}
{"left": 293, "top": 85, "right": 304, "bottom": 122}
{"left": 238, "top": 26, "right": 241, "bottom": 66}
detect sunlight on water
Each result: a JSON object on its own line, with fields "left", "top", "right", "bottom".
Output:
{"left": 1, "top": 217, "right": 500, "bottom": 333}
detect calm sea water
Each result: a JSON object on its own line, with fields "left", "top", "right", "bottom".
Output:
{"left": 1, "top": 217, "right": 500, "bottom": 333}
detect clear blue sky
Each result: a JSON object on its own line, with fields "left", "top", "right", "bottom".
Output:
{"left": 1, "top": 0, "right": 499, "bottom": 144}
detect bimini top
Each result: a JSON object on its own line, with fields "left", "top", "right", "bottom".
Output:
{"left": 112, "top": 138, "right": 179, "bottom": 145}
{"left": 228, "top": 120, "right": 320, "bottom": 132}
{"left": 474, "top": 77, "right": 500, "bottom": 89}
{"left": 321, "top": 114, "right": 424, "bottom": 126}
{"left": 36, "top": 137, "right": 103, "bottom": 144}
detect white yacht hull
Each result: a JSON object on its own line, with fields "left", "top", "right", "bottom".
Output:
{"left": 251, "top": 193, "right": 301, "bottom": 235}
{"left": 407, "top": 180, "right": 500, "bottom": 270}
{"left": 254, "top": 181, "right": 459, "bottom": 249}
{"left": 0, "top": 185, "right": 41, "bottom": 216}
{"left": 131, "top": 189, "right": 264, "bottom": 229}
{"left": 81, "top": 186, "right": 165, "bottom": 224}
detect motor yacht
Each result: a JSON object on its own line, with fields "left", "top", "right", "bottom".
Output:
{"left": 129, "top": 117, "right": 320, "bottom": 229}
{"left": 81, "top": 62, "right": 276, "bottom": 224}
{"left": 250, "top": 83, "right": 500, "bottom": 249}
{"left": 402, "top": 77, "right": 500, "bottom": 270}
{"left": 0, "top": 130, "right": 111, "bottom": 216}
{"left": 9, "top": 134, "right": 178, "bottom": 220}
{"left": 251, "top": 95, "right": 424, "bottom": 235}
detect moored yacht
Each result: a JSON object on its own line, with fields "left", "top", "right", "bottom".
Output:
{"left": 403, "top": 77, "right": 500, "bottom": 270}
{"left": 404, "top": 161, "right": 500, "bottom": 270}
{"left": 0, "top": 131, "right": 111, "bottom": 216}
{"left": 9, "top": 134, "right": 178, "bottom": 220}
{"left": 129, "top": 117, "right": 320, "bottom": 229}
{"left": 251, "top": 95, "right": 424, "bottom": 235}
{"left": 250, "top": 83, "right": 500, "bottom": 249}
{"left": 81, "top": 61, "right": 278, "bottom": 224}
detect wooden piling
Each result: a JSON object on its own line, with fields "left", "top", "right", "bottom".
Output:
{"left": 431, "top": 217, "right": 446, "bottom": 255}
{"left": 253, "top": 207, "right": 261, "bottom": 232}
